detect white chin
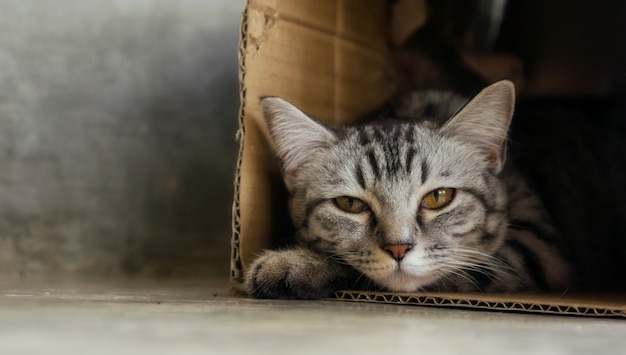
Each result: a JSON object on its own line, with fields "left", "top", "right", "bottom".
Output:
{"left": 375, "top": 271, "right": 440, "bottom": 292}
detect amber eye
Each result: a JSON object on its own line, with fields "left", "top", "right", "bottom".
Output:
{"left": 334, "top": 196, "right": 368, "bottom": 213}
{"left": 421, "top": 188, "right": 455, "bottom": 209}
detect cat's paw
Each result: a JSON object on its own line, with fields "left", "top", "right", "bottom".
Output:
{"left": 245, "top": 248, "right": 343, "bottom": 300}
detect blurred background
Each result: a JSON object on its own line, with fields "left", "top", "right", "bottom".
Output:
{"left": 0, "top": 0, "right": 244, "bottom": 280}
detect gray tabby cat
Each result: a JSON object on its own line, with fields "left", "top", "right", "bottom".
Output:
{"left": 245, "top": 81, "right": 572, "bottom": 299}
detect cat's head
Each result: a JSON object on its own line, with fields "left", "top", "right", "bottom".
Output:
{"left": 261, "top": 81, "right": 515, "bottom": 292}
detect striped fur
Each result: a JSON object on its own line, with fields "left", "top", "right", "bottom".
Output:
{"left": 245, "top": 81, "right": 573, "bottom": 299}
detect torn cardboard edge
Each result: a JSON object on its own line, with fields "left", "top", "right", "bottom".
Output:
{"left": 231, "top": 0, "right": 626, "bottom": 319}
{"left": 230, "top": 0, "right": 247, "bottom": 284}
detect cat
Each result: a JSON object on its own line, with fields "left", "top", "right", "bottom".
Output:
{"left": 245, "top": 80, "right": 573, "bottom": 299}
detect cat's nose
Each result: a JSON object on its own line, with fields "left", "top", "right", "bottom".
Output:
{"left": 383, "top": 243, "right": 413, "bottom": 261}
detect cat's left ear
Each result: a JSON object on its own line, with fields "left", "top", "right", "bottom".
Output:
{"left": 440, "top": 80, "right": 515, "bottom": 174}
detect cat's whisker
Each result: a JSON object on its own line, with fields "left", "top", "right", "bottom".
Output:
{"left": 325, "top": 251, "right": 365, "bottom": 265}
{"left": 439, "top": 267, "right": 481, "bottom": 290}
{"left": 434, "top": 253, "right": 520, "bottom": 291}
{"left": 453, "top": 248, "right": 517, "bottom": 272}
{"left": 445, "top": 252, "right": 531, "bottom": 291}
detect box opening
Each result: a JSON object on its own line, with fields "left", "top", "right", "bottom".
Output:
{"left": 232, "top": 0, "right": 626, "bottom": 317}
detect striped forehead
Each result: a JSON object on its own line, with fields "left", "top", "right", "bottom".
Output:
{"left": 345, "top": 123, "right": 433, "bottom": 187}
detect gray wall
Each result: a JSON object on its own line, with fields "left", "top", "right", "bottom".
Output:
{"left": 0, "top": 1, "right": 243, "bottom": 278}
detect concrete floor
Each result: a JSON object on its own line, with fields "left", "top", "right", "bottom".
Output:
{"left": 1, "top": 278, "right": 626, "bottom": 355}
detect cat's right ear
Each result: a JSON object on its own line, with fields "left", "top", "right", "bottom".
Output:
{"left": 261, "top": 97, "right": 336, "bottom": 175}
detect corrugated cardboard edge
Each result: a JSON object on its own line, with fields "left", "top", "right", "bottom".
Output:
{"left": 230, "top": 0, "right": 249, "bottom": 285}
{"left": 334, "top": 291, "right": 626, "bottom": 318}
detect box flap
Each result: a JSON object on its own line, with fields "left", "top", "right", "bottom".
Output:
{"left": 232, "top": 0, "right": 395, "bottom": 282}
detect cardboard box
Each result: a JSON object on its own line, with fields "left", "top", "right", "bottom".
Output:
{"left": 231, "top": 0, "right": 626, "bottom": 318}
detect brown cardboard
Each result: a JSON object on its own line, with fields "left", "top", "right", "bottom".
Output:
{"left": 390, "top": 0, "right": 427, "bottom": 46}
{"left": 232, "top": 0, "right": 626, "bottom": 318}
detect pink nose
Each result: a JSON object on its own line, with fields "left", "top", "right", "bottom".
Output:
{"left": 383, "top": 244, "right": 413, "bottom": 261}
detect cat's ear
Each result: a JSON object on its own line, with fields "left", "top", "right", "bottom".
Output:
{"left": 261, "top": 97, "right": 336, "bottom": 175}
{"left": 440, "top": 80, "right": 515, "bottom": 173}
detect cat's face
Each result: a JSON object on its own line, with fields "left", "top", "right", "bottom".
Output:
{"left": 262, "top": 81, "right": 515, "bottom": 292}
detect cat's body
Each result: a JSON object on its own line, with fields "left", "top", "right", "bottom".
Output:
{"left": 245, "top": 81, "right": 573, "bottom": 299}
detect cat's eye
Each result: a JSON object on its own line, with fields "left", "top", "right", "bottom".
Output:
{"left": 333, "top": 196, "right": 368, "bottom": 213}
{"left": 421, "top": 188, "right": 455, "bottom": 209}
